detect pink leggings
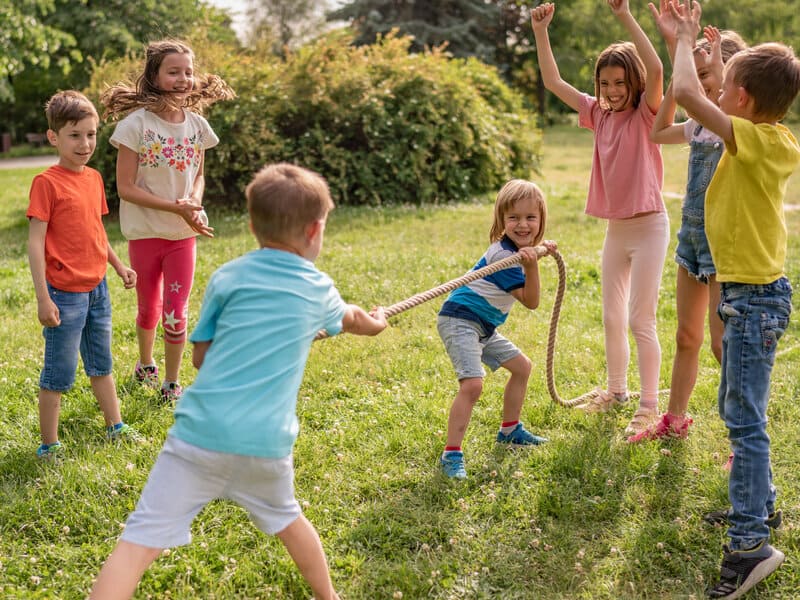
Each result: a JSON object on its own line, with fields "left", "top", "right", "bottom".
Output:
{"left": 128, "top": 237, "right": 196, "bottom": 344}
{"left": 601, "top": 211, "right": 669, "bottom": 407}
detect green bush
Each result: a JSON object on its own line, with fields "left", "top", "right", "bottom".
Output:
{"left": 88, "top": 30, "right": 541, "bottom": 208}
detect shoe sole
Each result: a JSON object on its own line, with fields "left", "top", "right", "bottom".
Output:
{"left": 723, "top": 548, "right": 784, "bottom": 599}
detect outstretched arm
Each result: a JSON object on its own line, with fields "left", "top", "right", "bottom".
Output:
{"left": 340, "top": 305, "right": 388, "bottom": 336}
{"left": 670, "top": 0, "right": 734, "bottom": 146}
{"left": 610, "top": 0, "right": 664, "bottom": 112}
{"left": 530, "top": 3, "right": 584, "bottom": 112}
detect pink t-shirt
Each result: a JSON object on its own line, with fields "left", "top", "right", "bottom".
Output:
{"left": 578, "top": 93, "right": 664, "bottom": 219}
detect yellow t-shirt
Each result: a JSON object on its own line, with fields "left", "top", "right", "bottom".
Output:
{"left": 706, "top": 117, "right": 800, "bottom": 284}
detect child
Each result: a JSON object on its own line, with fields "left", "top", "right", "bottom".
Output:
{"left": 669, "top": 1, "right": 800, "bottom": 597}
{"left": 27, "top": 90, "right": 142, "bottom": 460}
{"left": 531, "top": 0, "right": 668, "bottom": 436}
{"left": 438, "top": 180, "right": 556, "bottom": 479}
{"left": 89, "top": 163, "right": 388, "bottom": 600}
{"left": 101, "top": 40, "right": 235, "bottom": 405}
{"left": 628, "top": 5, "right": 746, "bottom": 443}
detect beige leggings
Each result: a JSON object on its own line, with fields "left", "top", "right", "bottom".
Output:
{"left": 601, "top": 211, "right": 669, "bottom": 409}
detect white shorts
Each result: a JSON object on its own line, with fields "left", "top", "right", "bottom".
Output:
{"left": 121, "top": 435, "right": 302, "bottom": 548}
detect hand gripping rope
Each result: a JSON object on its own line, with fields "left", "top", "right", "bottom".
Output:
{"left": 319, "top": 244, "right": 666, "bottom": 408}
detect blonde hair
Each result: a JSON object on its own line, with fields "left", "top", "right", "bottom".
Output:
{"left": 694, "top": 30, "right": 747, "bottom": 63}
{"left": 45, "top": 90, "right": 98, "bottom": 132}
{"left": 246, "top": 163, "right": 334, "bottom": 245}
{"left": 101, "top": 39, "right": 235, "bottom": 120}
{"left": 594, "top": 42, "right": 646, "bottom": 111}
{"left": 489, "top": 179, "right": 547, "bottom": 246}
{"left": 724, "top": 42, "right": 800, "bottom": 121}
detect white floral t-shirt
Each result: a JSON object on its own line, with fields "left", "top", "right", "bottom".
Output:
{"left": 110, "top": 108, "right": 219, "bottom": 240}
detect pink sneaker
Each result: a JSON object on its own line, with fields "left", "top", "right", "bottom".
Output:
{"left": 627, "top": 413, "right": 693, "bottom": 444}
{"left": 723, "top": 452, "right": 734, "bottom": 471}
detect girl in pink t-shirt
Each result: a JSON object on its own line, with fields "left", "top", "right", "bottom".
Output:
{"left": 531, "top": 0, "right": 668, "bottom": 435}
{"left": 101, "top": 40, "right": 234, "bottom": 405}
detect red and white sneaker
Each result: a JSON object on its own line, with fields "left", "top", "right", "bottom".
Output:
{"left": 627, "top": 412, "right": 693, "bottom": 444}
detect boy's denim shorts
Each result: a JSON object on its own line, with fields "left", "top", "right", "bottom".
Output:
{"left": 437, "top": 315, "right": 520, "bottom": 380}
{"left": 674, "top": 208, "right": 715, "bottom": 283}
{"left": 121, "top": 435, "right": 302, "bottom": 548}
{"left": 39, "top": 278, "right": 113, "bottom": 391}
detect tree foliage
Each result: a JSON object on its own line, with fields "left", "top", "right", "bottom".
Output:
{"left": 245, "top": 0, "right": 333, "bottom": 57}
{"left": 0, "top": 0, "right": 238, "bottom": 136}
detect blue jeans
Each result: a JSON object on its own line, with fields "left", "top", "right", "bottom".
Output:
{"left": 674, "top": 138, "right": 722, "bottom": 282}
{"left": 717, "top": 277, "right": 791, "bottom": 550}
{"left": 39, "top": 278, "right": 113, "bottom": 391}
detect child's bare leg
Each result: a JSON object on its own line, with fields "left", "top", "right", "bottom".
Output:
{"left": 666, "top": 267, "right": 708, "bottom": 416}
{"left": 164, "top": 338, "right": 186, "bottom": 383}
{"left": 707, "top": 275, "right": 723, "bottom": 364}
{"left": 445, "top": 377, "right": 483, "bottom": 448}
{"left": 92, "top": 375, "right": 122, "bottom": 427}
{"left": 38, "top": 389, "right": 61, "bottom": 445}
{"left": 500, "top": 354, "right": 532, "bottom": 423}
{"left": 89, "top": 540, "right": 161, "bottom": 600}
{"left": 276, "top": 515, "right": 339, "bottom": 600}
{"left": 136, "top": 325, "right": 157, "bottom": 367}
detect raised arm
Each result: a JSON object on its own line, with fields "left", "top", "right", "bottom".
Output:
{"left": 610, "top": 0, "right": 663, "bottom": 112}
{"left": 530, "top": 3, "right": 584, "bottom": 112}
{"left": 670, "top": 0, "right": 734, "bottom": 146}
{"left": 651, "top": 82, "right": 687, "bottom": 143}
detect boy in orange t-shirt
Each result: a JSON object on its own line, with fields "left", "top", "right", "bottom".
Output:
{"left": 27, "top": 90, "right": 144, "bottom": 460}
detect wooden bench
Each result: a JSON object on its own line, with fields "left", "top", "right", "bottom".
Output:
{"left": 25, "top": 133, "right": 48, "bottom": 147}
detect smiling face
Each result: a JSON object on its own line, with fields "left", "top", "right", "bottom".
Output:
{"left": 502, "top": 196, "right": 542, "bottom": 248}
{"left": 694, "top": 52, "right": 723, "bottom": 104}
{"left": 598, "top": 65, "right": 632, "bottom": 112}
{"left": 48, "top": 116, "right": 97, "bottom": 172}
{"left": 154, "top": 52, "right": 195, "bottom": 99}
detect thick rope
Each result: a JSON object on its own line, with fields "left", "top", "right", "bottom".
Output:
{"left": 319, "top": 245, "right": 666, "bottom": 408}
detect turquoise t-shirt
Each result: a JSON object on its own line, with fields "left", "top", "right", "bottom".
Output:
{"left": 170, "top": 248, "right": 348, "bottom": 458}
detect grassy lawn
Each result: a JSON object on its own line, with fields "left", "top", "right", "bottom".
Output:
{"left": 1, "top": 124, "right": 799, "bottom": 599}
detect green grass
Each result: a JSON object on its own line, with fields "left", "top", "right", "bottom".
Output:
{"left": 1, "top": 127, "right": 800, "bottom": 599}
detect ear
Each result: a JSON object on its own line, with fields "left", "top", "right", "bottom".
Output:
{"left": 305, "top": 219, "right": 322, "bottom": 243}
{"left": 736, "top": 86, "right": 750, "bottom": 110}
{"left": 46, "top": 129, "right": 58, "bottom": 146}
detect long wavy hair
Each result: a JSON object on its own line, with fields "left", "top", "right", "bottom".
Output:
{"left": 101, "top": 39, "right": 235, "bottom": 121}
{"left": 594, "top": 41, "right": 646, "bottom": 111}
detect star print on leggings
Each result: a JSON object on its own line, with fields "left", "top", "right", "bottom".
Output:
{"left": 169, "top": 281, "right": 182, "bottom": 293}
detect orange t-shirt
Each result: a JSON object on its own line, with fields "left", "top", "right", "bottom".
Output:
{"left": 27, "top": 165, "right": 110, "bottom": 292}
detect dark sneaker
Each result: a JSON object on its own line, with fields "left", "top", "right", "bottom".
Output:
{"left": 706, "top": 541, "right": 784, "bottom": 598}
{"left": 496, "top": 422, "right": 548, "bottom": 446}
{"left": 134, "top": 362, "right": 159, "bottom": 389}
{"left": 440, "top": 451, "right": 467, "bottom": 479}
{"left": 704, "top": 508, "right": 782, "bottom": 530}
{"left": 160, "top": 382, "right": 182, "bottom": 405}
{"left": 36, "top": 441, "right": 63, "bottom": 461}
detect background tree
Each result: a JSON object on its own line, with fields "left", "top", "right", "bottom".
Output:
{"left": 245, "top": 0, "right": 333, "bottom": 57}
{"left": 0, "top": 0, "right": 237, "bottom": 140}
{"left": 0, "top": 0, "right": 75, "bottom": 104}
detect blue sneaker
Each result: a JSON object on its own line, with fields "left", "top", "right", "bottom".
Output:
{"left": 496, "top": 422, "right": 548, "bottom": 446}
{"left": 440, "top": 451, "right": 467, "bottom": 479}
{"left": 36, "top": 441, "right": 63, "bottom": 461}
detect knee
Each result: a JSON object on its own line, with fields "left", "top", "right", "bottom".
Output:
{"left": 675, "top": 325, "right": 703, "bottom": 353}
{"left": 513, "top": 355, "right": 532, "bottom": 379}
{"left": 459, "top": 378, "right": 483, "bottom": 403}
{"left": 629, "top": 314, "right": 657, "bottom": 341}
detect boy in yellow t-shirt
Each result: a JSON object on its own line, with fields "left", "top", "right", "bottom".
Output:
{"left": 670, "top": 2, "right": 800, "bottom": 598}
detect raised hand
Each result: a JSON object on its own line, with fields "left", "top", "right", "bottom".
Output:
{"left": 669, "top": 0, "right": 701, "bottom": 42}
{"left": 648, "top": 0, "right": 679, "bottom": 51}
{"left": 607, "top": 0, "right": 630, "bottom": 17}
{"left": 530, "top": 2, "right": 555, "bottom": 31}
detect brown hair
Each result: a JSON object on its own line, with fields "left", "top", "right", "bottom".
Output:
{"left": 101, "top": 39, "right": 235, "bottom": 120}
{"left": 694, "top": 30, "right": 747, "bottom": 63}
{"left": 594, "top": 41, "right": 646, "bottom": 111}
{"left": 724, "top": 42, "right": 800, "bottom": 121}
{"left": 45, "top": 90, "right": 99, "bottom": 132}
{"left": 246, "top": 163, "right": 335, "bottom": 245}
{"left": 489, "top": 179, "right": 547, "bottom": 246}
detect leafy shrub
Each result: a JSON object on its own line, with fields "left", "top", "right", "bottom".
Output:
{"left": 88, "top": 30, "right": 541, "bottom": 208}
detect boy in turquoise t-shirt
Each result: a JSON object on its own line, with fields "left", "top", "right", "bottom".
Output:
{"left": 670, "top": 2, "right": 800, "bottom": 598}
{"left": 90, "top": 163, "right": 388, "bottom": 600}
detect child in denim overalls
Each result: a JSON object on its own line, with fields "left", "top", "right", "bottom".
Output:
{"left": 629, "top": 20, "right": 746, "bottom": 444}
